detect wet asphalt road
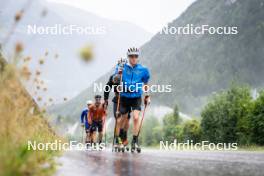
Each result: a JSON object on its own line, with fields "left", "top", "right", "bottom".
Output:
{"left": 56, "top": 148, "right": 264, "bottom": 176}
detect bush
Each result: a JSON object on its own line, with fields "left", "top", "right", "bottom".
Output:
{"left": 251, "top": 90, "right": 264, "bottom": 145}
{"left": 141, "top": 116, "right": 162, "bottom": 146}
{"left": 182, "top": 119, "right": 202, "bottom": 143}
{"left": 201, "top": 84, "right": 253, "bottom": 144}
{"left": 162, "top": 105, "right": 183, "bottom": 142}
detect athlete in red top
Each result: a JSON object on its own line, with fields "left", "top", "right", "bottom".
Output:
{"left": 88, "top": 95, "right": 107, "bottom": 144}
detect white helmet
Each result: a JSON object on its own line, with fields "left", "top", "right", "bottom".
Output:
{"left": 127, "top": 47, "right": 139, "bottom": 57}
{"left": 86, "top": 100, "right": 93, "bottom": 105}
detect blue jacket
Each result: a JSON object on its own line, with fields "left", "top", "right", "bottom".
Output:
{"left": 80, "top": 109, "right": 89, "bottom": 129}
{"left": 80, "top": 109, "right": 88, "bottom": 123}
{"left": 114, "top": 63, "right": 150, "bottom": 98}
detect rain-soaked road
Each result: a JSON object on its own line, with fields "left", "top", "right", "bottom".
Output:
{"left": 56, "top": 148, "right": 264, "bottom": 176}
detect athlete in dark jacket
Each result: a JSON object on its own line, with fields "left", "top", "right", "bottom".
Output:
{"left": 104, "top": 74, "right": 131, "bottom": 147}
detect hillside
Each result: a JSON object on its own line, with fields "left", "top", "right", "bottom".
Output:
{"left": 0, "top": 0, "right": 152, "bottom": 102}
{"left": 49, "top": 0, "right": 264, "bottom": 120}
{"left": 140, "top": 0, "right": 264, "bottom": 113}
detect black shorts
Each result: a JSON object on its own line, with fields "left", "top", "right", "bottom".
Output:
{"left": 90, "top": 120, "right": 103, "bottom": 133}
{"left": 120, "top": 97, "right": 141, "bottom": 115}
{"left": 114, "top": 102, "right": 132, "bottom": 119}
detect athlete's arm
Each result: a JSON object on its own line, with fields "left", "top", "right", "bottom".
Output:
{"left": 142, "top": 67, "right": 150, "bottom": 84}
{"left": 113, "top": 64, "right": 122, "bottom": 83}
{"left": 87, "top": 110, "right": 92, "bottom": 125}
{"left": 80, "top": 110, "right": 85, "bottom": 123}
{"left": 104, "top": 75, "right": 113, "bottom": 103}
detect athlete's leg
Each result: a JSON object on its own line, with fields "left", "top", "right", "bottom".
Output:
{"left": 90, "top": 122, "right": 96, "bottom": 143}
{"left": 85, "top": 122, "right": 91, "bottom": 143}
{"left": 131, "top": 98, "right": 142, "bottom": 146}
{"left": 98, "top": 121, "right": 103, "bottom": 143}
{"left": 132, "top": 110, "right": 141, "bottom": 136}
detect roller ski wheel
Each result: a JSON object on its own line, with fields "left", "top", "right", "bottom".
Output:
{"left": 136, "top": 146, "right": 141, "bottom": 153}
{"left": 122, "top": 139, "right": 129, "bottom": 152}
{"left": 131, "top": 143, "right": 135, "bottom": 153}
{"left": 114, "top": 145, "right": 119, "bottom": 152}
{"left": 119, "top": 144, "right": 125, "bottom": 153}
{"left": 131, "top": 142, "right": 141, "bottom": 153}
{"left": 121, "top": 147, "right": 125, "bottom": 153}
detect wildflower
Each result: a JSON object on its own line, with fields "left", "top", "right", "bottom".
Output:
{"left": 15, "top": 42, "right": 24, "bottom": 54}
{"left": 15, "top": 10, "right": 23, "bottom": 22}
{"left": 39, "top": 59, "right": 45, "bottom": 65}
{"left": 36, "top": 70, "right": 41, "bottom": 76}
{"left": 23, "top": 56, "right": 31, "bottom": 62}
{"left": 79, "top": 45, "right": 94, "bottom": 62}
{"left": 37, "top": 97, "right": 42, "bottom": 101}
{"left": 20, "top": 66, "right": 31, "bottom": 80}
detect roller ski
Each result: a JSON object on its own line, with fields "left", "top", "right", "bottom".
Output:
{"left": 122, "top": 139, "right": 130, "bottom": 152}
{"left": 131, "top": 136, "right": 141, "bottom": 153}
{"left": 113, "top": 137, "right": 123, "bottom": 152}
{"left": 131, "top": 103, "right": 149, "bottom": 153}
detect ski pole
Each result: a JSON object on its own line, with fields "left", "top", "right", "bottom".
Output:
{"left": 104, "top": 125, "right": 107, "bottom": 145}
{"left": 136, "top": 104, "right": 148, "bottom": 138}
{"left": 82, "top": 125, "right": 85, "bottom": 143}
{"left": 112, "top": 117, "right": 118, "bottom": 152}
{"left": 103, "top": 117, "right": 107, "bottom": 146}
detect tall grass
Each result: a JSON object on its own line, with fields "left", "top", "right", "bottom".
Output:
{"left": 0, "top": 60, "right": 59, "bottom": 176}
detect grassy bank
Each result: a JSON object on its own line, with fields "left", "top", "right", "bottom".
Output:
{"left": 0, "top": 59, "right": 60, "bottom": 176}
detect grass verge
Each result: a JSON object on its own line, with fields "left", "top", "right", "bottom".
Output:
{"left": 0, "top": 60, "right": 61, "bottom": 176}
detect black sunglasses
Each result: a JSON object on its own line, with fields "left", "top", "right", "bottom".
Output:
{"left": 129, "top": 55, "right": 138, "bottom": 58}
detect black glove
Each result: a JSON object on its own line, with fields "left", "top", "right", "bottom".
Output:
{"left": 104, "top": 99, "right": 108, "bottom": 108}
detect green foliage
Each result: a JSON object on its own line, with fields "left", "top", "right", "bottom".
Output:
{"left": 182, "top": 119, "right": 202, "bottom": 143}
{"left": 162, "top": 105, "right": 183, "bottom": 142}
{"left": 251, "top": 91, "right": 264, "bottom": 145}
{"left": 201, "top": 84, "right": 264, "bottom": 145}
{"left": 141, "top": 116, "right": 162, "bottom": 146}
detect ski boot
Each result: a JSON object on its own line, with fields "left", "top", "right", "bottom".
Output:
{"left": 131, "top": 137, "right": 141, "bottom": 153}
{"left": 85, "top": 141, "right": 91, "bottom": 150}
{"left": 121, "top": 130, "right": 129, "bottom": 152}
{"left": 113, "top": 137, "right": 122, "bottom": 152}
{"left": 98, "top": 141, "right": 103, "bottom": 151}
